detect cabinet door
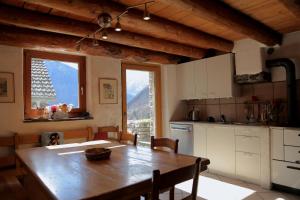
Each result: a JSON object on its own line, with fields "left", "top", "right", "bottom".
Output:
{"left": 207, "top": 126, "right": 235, "bottom": 177}
{"left": 206, "top": 54, "right": 233, "bottom": 98}
{"left": 177, "top": 63, "right": 194, "bottom": 100}
{"left": 236, "top": 152, "right": 260, "bottom": 184}
{"left": 194, "top": 59, "right": 207, "bottom": 99}
{"left": 193, "top": 124, "right": 207, "bottom": 157}
{"left": 271, "top": 128, "right": 284, "bottom": 160}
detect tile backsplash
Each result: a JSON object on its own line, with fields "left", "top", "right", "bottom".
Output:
{"left": 185, "top": 80, "right": 300, "bottom": 123}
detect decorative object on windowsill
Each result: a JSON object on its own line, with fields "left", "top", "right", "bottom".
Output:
{"left": 0, "top": 72, "right": 15, "bottom": 103}
{"left": 49, "top": 104, "right": 73, "bottom": 119}
{"left": 75, "top": 1, "right": 155, "bottom": 51}
{"left": 99, "top": 78, "right": 118, "bottom": 104}
{"left": 85, "top": 148, "right": 112, "bottom": 161}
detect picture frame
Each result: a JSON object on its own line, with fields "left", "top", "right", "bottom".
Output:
{"left": 0, "top": 72, "right": 15, "bottom": 103}
{"left": 99, "top": 78, "right": 118, "bottom": 104}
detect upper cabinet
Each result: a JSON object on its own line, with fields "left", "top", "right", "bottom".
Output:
{"left": 177, "top": 53, "right": 239, "bottom": 100}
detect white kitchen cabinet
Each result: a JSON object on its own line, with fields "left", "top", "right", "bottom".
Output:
{"left": 271, "top": 128, "right": 284, "bottom": 160}
{"left": 193, "top": 124, "right": 207, "bottom": 157}
{"left": 177, "top": 54, "right": 238, "bottom": 100}
{"left": 207, "top": 126, "right": 235, "bottom": 177}
{"left": 272, "top": 160, "right": 300, "bottom": 189}
{"left": 236, "top": 152, "right": 260, "bottom": 184}
{"left": 177, "top": 62, "right": 194, "bottom": 100}
{"left": 194, "top": 59, "right": 207, "bottom": 99}
{"left": 206, "top": 54, "right": 235, "bottom": 98}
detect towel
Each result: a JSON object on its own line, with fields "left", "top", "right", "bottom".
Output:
{"left": 41, "top": 132, "right": 64, "bottom": 146}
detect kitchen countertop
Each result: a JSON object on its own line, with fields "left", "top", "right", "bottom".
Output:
{"left": 170, "top": 120, "right": 300, "bottom": 129}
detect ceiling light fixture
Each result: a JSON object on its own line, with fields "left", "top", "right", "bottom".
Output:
{"left": 101, "top": 29, "right": 108, "bottom": 40}
{"left": 92, "top": 34, "right": 100, "bottom": 46}
{"left": 143, "top": 3, "right": 150, "bottom": 20}
{"left": 75, "top": 1, "right": 155, "bottom": 49}
{"left": 115, "top": 18, "right": 122, "bottom": 32}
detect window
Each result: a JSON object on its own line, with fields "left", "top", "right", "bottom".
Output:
{"left": 24, "top": 50, "right": 86, "bottom": 119}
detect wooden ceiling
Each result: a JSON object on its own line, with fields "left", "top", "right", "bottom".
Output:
{"left": 0, "top": 0, "right": 299, "bottom": 63}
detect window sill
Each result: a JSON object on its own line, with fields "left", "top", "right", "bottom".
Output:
{"left": 23, "top": 117, "right": 93, "bottom": 123}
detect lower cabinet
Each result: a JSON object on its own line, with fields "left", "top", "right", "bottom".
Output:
{"left": 193, "top": 124, "right": 207, "bottom": 158}
{"left": 193, "top": 123, "right": 270, "bottom": 188}
{"left": 236, "top": 152, "right": 260, "bottom": 184}
{"left": 272, "top": 160, "right": 300, "bottom": 189}
{"left": 206, "top": 126, "right": 235, "bottom": 177}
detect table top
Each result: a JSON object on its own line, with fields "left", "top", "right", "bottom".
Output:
{"left": 16, "top": 140, "right": 209, "bottom": 200}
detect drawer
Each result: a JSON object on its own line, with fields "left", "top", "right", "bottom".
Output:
{"left": 284, "top": 129, "right": 300, "bottom": 146}
{"left": 235, "top": 127, "right": 267, "bottom": 137}
{"left": 236, "top": 152, "right": 260, "bottom": 184}
{"left": 272, "top": 160, "right": 300, "bottom": 189}
{"left": 236, "top": 135, "right": 260, "bottom": 154}
{"left": 285, "top": 146, "right": 300, "bottom": 164}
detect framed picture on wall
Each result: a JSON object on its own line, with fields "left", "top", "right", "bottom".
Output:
{"left": 99, "top": 78, "right": 118, "bottom": 104}
{"left": 0, "top": 72, "right": 15, "bottom": 103}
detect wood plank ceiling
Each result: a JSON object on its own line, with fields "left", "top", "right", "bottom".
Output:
{"left": 0, "top": 0, "right": 299, "bottom": 63}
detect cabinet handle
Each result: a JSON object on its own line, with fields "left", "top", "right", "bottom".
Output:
{"left": 298, "top": 134, "right": 300, "bottom": 136}
{"left": 287, "top": 166, "right": 300, "bottom": 171}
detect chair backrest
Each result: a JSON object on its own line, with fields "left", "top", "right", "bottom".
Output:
{"left": 151, "top": 136, "right": 179, "bottom": 153}
{"left": 119, "top": 132, "right": 137, "bottom": 146}
{"left": 98, "top": 126, "right": 119, "bottom": 140}
{"left": 152, "top": 158, "right": 201, "bottom": 200}
{"left": 0, "top": 135, "right": 17, "bottom": 168}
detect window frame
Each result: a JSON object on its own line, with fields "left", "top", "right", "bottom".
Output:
{"left": 24, "top": 50, "right": 86, "bottom": 119}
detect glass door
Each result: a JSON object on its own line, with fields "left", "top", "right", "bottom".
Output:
{"left": 121, "top": 63, "right": 162, "bottom": 147}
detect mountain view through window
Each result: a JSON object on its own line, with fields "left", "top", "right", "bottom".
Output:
{"left": 31, "top": 58, "right": 79, "bottom": 109}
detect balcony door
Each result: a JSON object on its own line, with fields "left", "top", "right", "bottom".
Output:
{"left": 121, "top": 63, "right": 162, "bottom": 146}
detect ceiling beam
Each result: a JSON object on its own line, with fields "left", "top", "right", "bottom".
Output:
{"left": 0, "top": 4, "right": 205, "bottom": 59}
{"left": 278, "top": 0, "right": 300, "bottom": 18}
{"left": 20, "top": 0, "right": 233, "bottom": 52}
{"left": 145, "top": 0, "right": 282, "bottom": 46}
{"left": 0, "top": 25, "right": 181, "bottom": 64}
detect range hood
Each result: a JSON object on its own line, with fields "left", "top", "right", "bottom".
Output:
{"left": 235, "top": 71, "right": 271, "bottom": 84}
{"left": 233, "top": 39, "right": 271, "bottom": 84}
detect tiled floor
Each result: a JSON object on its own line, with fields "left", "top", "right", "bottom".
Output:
{"left": 159, "top": 172, "right": 299, "bottom": 200}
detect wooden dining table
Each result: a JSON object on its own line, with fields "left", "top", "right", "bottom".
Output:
{"left": 16, "top": 140, "right": 209, "bottom": 200}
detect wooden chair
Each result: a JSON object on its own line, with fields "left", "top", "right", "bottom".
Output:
{"left": 0, "top": 135, "right": 17, "bottom": 169}
{"left": 0, "top": 135, "right": 28, "bottom": 200}
{"left": 98, "top": 126, "right": 120, "bottom": 141}
{"left": 151, "top": 136, "right": 179, "bottom": 153}
{"left": 149, "top": 136, "right": 179, "bottom": 200}
{"left": 119, "top": 132, "right": 138, "bottom": 146}
{"left": 152, "top": 158, "right": 201, "bottom": 200}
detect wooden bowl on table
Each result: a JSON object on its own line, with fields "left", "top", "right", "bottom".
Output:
{"left": 85, "top": 148, "right": 111, "bottom": 161}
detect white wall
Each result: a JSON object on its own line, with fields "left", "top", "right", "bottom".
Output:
{"left": 233, "top": 31, "right": 300, "bottom": 81}
{"left": 161, "top": 64, "right": 187, "bottom": 137}
{"left": 268, "top": 31, "right": 300, "bottom": 81}
{"left": 0, "top": 45, "right": 123, "bottom": 136}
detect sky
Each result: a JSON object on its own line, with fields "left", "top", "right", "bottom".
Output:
{"left": 126, "top": 70, "right": 150, "bottom": 96}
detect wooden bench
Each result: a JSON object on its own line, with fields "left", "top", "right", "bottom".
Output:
{"left": 0, "top": 127, "right": 93, "bottom": 200}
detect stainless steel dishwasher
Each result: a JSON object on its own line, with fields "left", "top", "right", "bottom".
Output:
{"left": 169, "top": 123, "right": 193, "bottom": 155}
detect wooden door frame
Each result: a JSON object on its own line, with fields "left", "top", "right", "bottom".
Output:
{"left": 121, "top": 62, "right": 162, "bottom": 138}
